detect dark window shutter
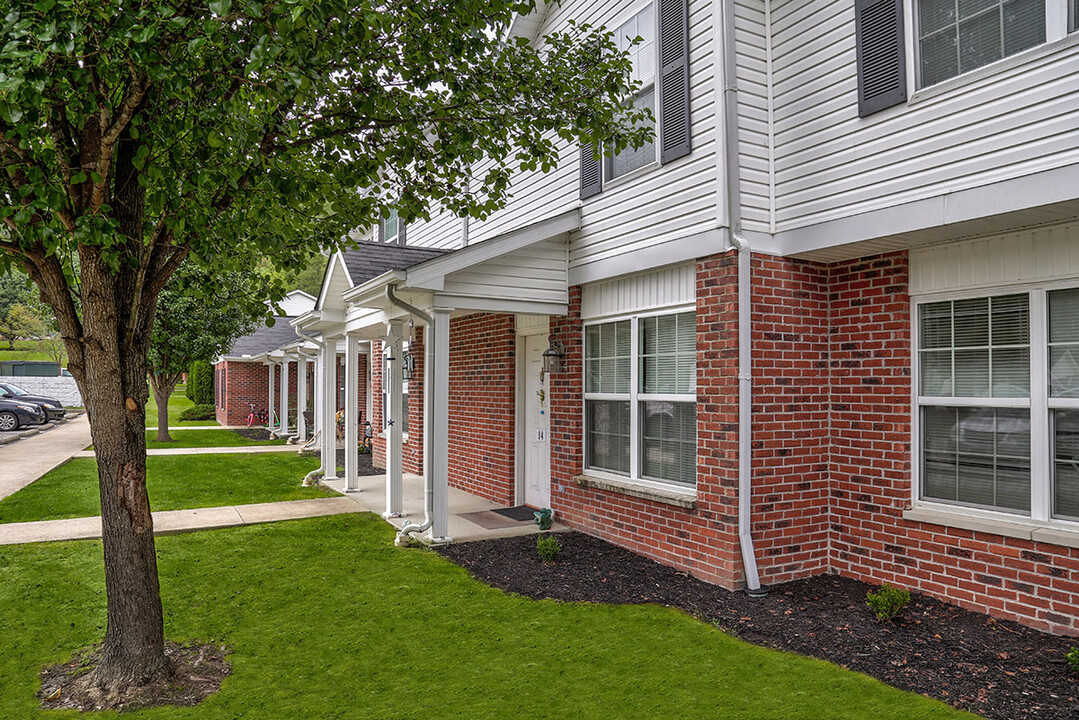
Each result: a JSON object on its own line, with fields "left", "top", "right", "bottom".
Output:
{"left": 378, "top": 219, "right": 386, "bottom": 243}
{"left": 580, "top": 144, "right": 602, "bottom": 199}
{"left": 855, "top": 0, "right": 907, "bottom": 117}
{"left": 658, "top": 0, "right": 691, "bottom": 164}
{"left": 398, "top": 222, "right": 407, "bottom": 246}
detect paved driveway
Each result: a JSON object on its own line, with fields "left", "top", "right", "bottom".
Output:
{"left": 0, "top": 414, "right": 91, "bottom": 501}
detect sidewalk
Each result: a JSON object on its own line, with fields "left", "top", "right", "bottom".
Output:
{"left": 0, "top": 415, "right": 92, "bottom": 502}
{"left": 72, "top": 444, "right": 301, "bottom": 459}
{"left": 0, "top": 496, "right": 361, "bottom": 545}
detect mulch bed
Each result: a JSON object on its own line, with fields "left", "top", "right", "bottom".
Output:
{"left": 39, "top": 641, "right": 230, "bottom": 712}
{"left": 231, "top": 428, "right": 276, "bottom": 441}
{"left": 333, "top": 447, "right": 383, "bottom": 476}
{"left": 437, "top": 532, "right": 1079, "bottom": 720}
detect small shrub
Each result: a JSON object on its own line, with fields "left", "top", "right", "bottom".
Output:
{"left": 866, "top": 583, "right": 911, "bottom": 622}
{"left": 188, "top": 361, "right": 214, "bottom": 405}
{"left": 178, "top": 404, "right": 216, "bottom": 421}
{"left": 536, "top": 534, "right": 560, "bottom": 563}
{"left": 1066, "top": 647, "right": 1079, "bottom": 673}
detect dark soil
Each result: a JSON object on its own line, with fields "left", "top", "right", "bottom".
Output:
{"left": 437, "top": 532, "right": 1079, "bottom": 720}
{"left": 333, "top": 447, "right": 382, "bottom": 476}
{"left": 231, "top": 428, "right": 275, "bottom": 441}
{"left": 39, "top": 641, "right": 230, "bottom": 712}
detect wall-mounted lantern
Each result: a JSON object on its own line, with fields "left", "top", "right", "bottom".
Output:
{"left": 542, "top": 339, "right": 566, "bottom": 375}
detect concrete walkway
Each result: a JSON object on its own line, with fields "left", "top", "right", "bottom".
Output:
{"left": 0, "top": 415, "right": 91, "bottom": 502}
{"left": 72, "top": 444, "right": 301, "bottom": 459}
{"left": 0, "top": 496, "right": 361, "bottom": 545}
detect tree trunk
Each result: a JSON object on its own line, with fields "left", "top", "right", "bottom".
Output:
{"left": 149, "top": 373, "right": 180, "bottom": 443}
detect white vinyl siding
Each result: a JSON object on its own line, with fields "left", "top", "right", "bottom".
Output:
{"left": 770, "top": 0, "right": 1079, "bottom": 242}
{"left": 585, "top": 309, "right": 696, "bottom": 487}
{"left": 395, "top": 0, "right": 719, "bottom": 280}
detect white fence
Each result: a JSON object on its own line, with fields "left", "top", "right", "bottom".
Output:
{"left": 5, "top": 377, "right": 82, "bottom": 407}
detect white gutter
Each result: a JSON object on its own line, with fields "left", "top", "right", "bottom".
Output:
{"left": 385, "top": 283, "right": 443, "bottom": 545}
{"left": 721, "top": 0, "right": 765, "bottom": 595}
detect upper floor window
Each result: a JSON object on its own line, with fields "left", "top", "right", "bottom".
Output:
{"left": 379, "top": 209, "right": 404, "bottom": 245}
{"left": 579, "top": 0, "right": 690, "bottom": 198}
{"left": 607, "top": 6, "right": 657, "bottom": 181}
{"left": 916, "top": 0, "right": 1045, "bottom": 87}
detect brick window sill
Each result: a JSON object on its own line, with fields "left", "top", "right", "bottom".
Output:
{"left": 573, "top": 473, "right": 697, "bottom": 510}
{"left": 904, "top": 506, "right": 1079, "bottom": 550}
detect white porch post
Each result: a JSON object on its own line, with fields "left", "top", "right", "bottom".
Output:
{"left": 384, "top": 319, "right": 405, "bottom": 517}
{"left": 279, "top": 359, "right": 290, "bottom": 437}
{"left": 267, "top": 362, "right": 276, "bottom": 428}
{"left": 428, "top": 307, "right": 452, "bottom": 541}
{"left": 320, "top": 340, "right": 338, "bottom": 480}
{"left": 343, "top": 334, "right": 360, "bottom": 492}
{"left": 313, "top": 355, "right": 323, "bottom": 437}
{"left": 296, "top": 357, "right": 308, "bottom": 441}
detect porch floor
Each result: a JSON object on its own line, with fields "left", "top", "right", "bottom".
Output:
{"left": 322, "top": 473, "right": 567, "bottom": 543}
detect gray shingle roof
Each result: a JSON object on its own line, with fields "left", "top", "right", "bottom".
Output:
{"left": 227, "top": 317, "right": 300, "bottom": 357}
{"left": 340, "top": 242, "right": 448, "bottom": 287}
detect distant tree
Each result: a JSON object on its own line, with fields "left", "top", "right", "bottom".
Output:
{"left": 0, "top": 272, "right": 34, "bottom": 349}
{"left": 148, "top": 264, "right": 269, "bottom": 441}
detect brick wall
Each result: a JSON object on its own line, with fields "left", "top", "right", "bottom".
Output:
{"left": 550, "top": 273, "right": 744, "bottom": 588}
{"left": 447, "top": 314, "right": 516, "bottom": 505}
{"left": 827, "top": 252, "right": 1079, "bottom": 635}
{"left": 372, "top": 337, "right": 424, "bottom": 476}
{"left": 215, "top": 361, "right": 269, "bottom": 426}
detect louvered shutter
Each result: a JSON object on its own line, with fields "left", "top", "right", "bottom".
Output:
{"left": 580, "top": 144, "right": 602, "bottom": 199}
{"left": 398, "top": 222, "right": 407, "bottom": 246}
{"left": 658, "top": 0, "right": 690, "bottom": 163}
{"left": 855, "top": 0, "right": 906, "bottom": 117}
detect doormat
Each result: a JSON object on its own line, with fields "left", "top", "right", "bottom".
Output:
{"left": 491, "top": 505, "right": 538, "bottom": 522}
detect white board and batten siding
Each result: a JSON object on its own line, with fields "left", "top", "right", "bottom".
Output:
{"left": 910, "top": 222, "right": 1079, "bottom": 297}
{"left": 770, "top": 0, "right": 1079, "bottom": 246}
{"left": 581, "top": 262, "right": 695, "bottom": 320}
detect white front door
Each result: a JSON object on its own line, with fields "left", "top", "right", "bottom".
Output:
{"left": 523, "top": 333, "right": 551, "bottom": 508}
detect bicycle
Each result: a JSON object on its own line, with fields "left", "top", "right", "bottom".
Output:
{"left": 246, "top": 402, "right": 277, "bottom": 428}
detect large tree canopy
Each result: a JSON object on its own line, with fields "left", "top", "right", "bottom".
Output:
{"left": 0, "top": 0, "right": 646, "bottom": 703}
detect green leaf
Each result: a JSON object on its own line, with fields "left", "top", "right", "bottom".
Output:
{"left": 208, "top": 0, "right": 232, "bottom": 15}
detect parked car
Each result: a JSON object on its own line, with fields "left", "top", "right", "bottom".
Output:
{"left": 0, "top": 397, "right": 45, "bottom": 431}
{"left": 0, "top": 382, "right": 65, "bottom": 421}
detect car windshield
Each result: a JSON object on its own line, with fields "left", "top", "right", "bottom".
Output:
{"left": 2, "top": 384, "right": 28, "bottom": 396}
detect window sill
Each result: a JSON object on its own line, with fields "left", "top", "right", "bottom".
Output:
{"left": 376, "top": 432, "right": 410, "bottom": 444}
{"left": 573, "top": 473, "right": 697, "bottom": 509}
{"left": 904, "top": 505, "right": 1079, "bottom": 549}
{"left": 600, "top": 160, "right": 660, "bottom": 193}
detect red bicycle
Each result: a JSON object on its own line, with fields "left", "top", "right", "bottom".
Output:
{"left": 245, "top": 402, "right": 276, "bottom": 428}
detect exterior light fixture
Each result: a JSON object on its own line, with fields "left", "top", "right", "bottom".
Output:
{"left": 542, "top": 339, "right": 566, "bottom": 375}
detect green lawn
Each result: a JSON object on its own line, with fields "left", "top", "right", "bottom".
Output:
{"left": 0, "top": 340, "right": 65, "bottom": 364}
{"left": 144, "top": 429, "right": 286, "bottom": 450}
{"left": 0, "top": 515, "right": 974, "bottom": 720}
{"left": 147, "top": 391, "right": 219, "bottom": 428}
{"left": 0, "top": 454, "right": 330, "bottom": 524}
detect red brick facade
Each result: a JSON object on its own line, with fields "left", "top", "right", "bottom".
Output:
{"left": 447, "top": 313, "right": 516, "bottom": 505}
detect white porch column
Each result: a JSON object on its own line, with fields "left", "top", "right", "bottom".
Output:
{"left": 313, "top": 355, "right": 323, "bottom": 436}
{"left": 320, "top": 340, "right": 338, "bottom": 480}
{"left": 279, "top": 359, "right": 290, "bottom": 437}
{"left": 267, "top": 362, "right": 276, "bottom": 428}
{"left": 428, "top": 307, "right": 452, "bottom": 542}
{"left": 343, "top": 335, "right": 360, "bottom": 492}
{"left": 384, "top": 319, "right": 405, "bottom": 517}
{"left": 296, "top": 357, "right": 308, "bottom": 441}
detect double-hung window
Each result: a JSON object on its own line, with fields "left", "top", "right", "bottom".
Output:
{"left": 607, "top": 6, "right": 657, "bottom": 181}
{"left": 380, "top": 209, "right": 404, "bottom": 245}
{"left": 584, "top": 311, "right": 696, "bottom": 487}
{"left": 916, "top": 286, "right": 1079, "bottom": 522}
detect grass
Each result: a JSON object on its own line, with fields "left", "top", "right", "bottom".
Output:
{"left": 0, "top": 514, "right": 975, "bottom": 720}
{"left": 144, "top": 429, "right": 286, "bottom": 450}
{"left": 0, "top": 339, "right": 65, "bottom": 364}
{"left": 0, "top": 453, "right": 331, "bottom": 524}
{"left": 146, "top": 391, "right": 219, "bottom": 428}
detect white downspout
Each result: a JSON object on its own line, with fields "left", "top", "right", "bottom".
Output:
{"left": 721, "top": 0, "right": 764, "bottom": 595}
{"left": 384, "top": 284, "right": 439, "bottom": 546}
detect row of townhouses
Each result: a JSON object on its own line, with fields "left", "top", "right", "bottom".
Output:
{"left": 216, "top": 0, "right": 1079, "bottom": 636}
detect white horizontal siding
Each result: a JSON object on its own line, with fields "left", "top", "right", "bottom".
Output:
{"left": 440, "top": 239, "right": 568, "bottom": 304}
{"left": 770, "top": 1, "right": 1079, "bottom": 240}
{"left": 735, "top": 0, "right": 771, "bottom": 232}
{"left": 581, "top": 262, "right": 695, "bottom": 319}
{"left": 910, "top": 222, "right": 1079, "bottom": 296}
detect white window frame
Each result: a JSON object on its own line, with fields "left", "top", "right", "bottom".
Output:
{"left": 906, "top": 0, "right": 1075, "bottom": 92}
{"left": 911, "top": 279, "right": 1079, "bottom": 531}
{"left": 582, "top": 305, "right": 697, "bottom": 489}
{"left": 380, "top": 209, "right": 402, "bottom": 245}
{"left": 602, "top": 0, "right": 660, "bottom": 188}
